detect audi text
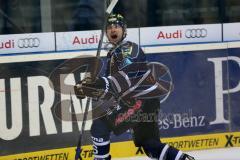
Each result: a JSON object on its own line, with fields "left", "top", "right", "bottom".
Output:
{"left": 72, "top": 35, "right": 99, "bottom": 45}
{"left": 0, "top": 40, "right": 14, "bottom": 49}
{"left": 157, "top": 30, "right": 182, "bottom": 39}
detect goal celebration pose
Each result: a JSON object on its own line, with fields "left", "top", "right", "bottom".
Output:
{"left": 74, "top": 13, "right": 195, "bottom": 160}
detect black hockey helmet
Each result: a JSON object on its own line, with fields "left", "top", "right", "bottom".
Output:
{"left": 106, "top": 13, "right": 127, "bottom": 39}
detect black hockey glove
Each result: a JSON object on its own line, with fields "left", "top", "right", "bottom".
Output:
{"left": 74, "top": 77, "right": 111, "bottom": 100}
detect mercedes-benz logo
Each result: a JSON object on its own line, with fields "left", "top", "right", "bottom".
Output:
{"left": 18, "top": 38, "right": 40, "bottom": 48}
{"left": 185, "top": 28, "right": 208, "bottom": 38}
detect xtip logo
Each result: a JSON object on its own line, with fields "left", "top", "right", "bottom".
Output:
{"left": 81, "top": 149, "right": 94, "bottom": 159}
{"left": 136, "top": 147, "right": 144, "bottom": 155}
{"left": 225, "top": 134, "right": 240, "bottom": 147}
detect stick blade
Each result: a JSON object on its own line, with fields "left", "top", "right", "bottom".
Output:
{"left": 106, "top": 0, "right": 118, "bottom": 14}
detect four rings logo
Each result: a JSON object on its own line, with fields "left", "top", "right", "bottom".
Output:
{"left": 185, "top": 28, "right": 208, "bottom": 38}
{"left": 18, "top": 38, "right": 40, "bottom": 48}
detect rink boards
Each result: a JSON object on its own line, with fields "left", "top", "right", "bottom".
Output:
{"left": 0, "top": 41, "right": 240, "bottom": 159}
{"left": 0, "top": 132, "right": 240, "bottom": 160}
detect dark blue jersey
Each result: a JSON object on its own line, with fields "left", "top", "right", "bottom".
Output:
{"left": 105, "top": 41, "right": 147, "bottom": 77}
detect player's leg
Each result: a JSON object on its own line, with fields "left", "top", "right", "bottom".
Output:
{"left": 132, "top": 98, "right": 164, "bottom": 159}
{"left": 91, "top": 117, "right": 112, "bottom": 160}
{"left": 133, "top": 121, "right": 195, "bottom": 160}
{"left": 132, "top": 98, "right": 195, "bottom": 160}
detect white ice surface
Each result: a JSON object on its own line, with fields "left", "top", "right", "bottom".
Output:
{"left": 113, "top": 147, "right": 240, "bottom": 160}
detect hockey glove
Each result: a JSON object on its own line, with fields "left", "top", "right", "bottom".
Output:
{"left": 74, "top": 77, "right": 111, "bottom": 100}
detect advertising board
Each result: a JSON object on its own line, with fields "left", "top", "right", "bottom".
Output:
{"left": 140, "top": 24, "right": 222, "bottom": 46}
{"left": 0, "top": 33, "right": 55, "bottom": 55}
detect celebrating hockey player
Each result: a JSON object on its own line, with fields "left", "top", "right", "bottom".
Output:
{"left": 74, "top": 13, "right": 195, "bottom": 160}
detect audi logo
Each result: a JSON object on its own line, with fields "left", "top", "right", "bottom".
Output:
{"left": 185, "top": 28, "right": 208, "bottom": 38}
{"left": 18, "top": 38, "right": 40, "bottom": 48}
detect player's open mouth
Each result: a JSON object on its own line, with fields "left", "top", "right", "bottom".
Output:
{"left": 111, "top": 34, "right": 118, "bottom": 39}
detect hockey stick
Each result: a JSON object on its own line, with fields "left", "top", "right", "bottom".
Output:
{"left": 96, "top": 0, "right": 118, "bottom": 58}
{"left": 74, "top": 0, "right": 118, "bottom": 160}
{"left": 0, "top": 9, "right": 25, "bottom": 33}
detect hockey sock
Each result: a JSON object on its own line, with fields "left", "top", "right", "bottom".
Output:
{"left": 165, "top": 146, "right": 183, "bottom": 160}
{"left": 91, "top": 136, "right": 111, "bottom": 160}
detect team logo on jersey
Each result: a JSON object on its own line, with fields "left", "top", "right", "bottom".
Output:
{"left": 122, "top": 44, "right": 132, "bottom": 58}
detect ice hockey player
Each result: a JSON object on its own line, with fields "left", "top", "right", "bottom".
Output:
{"left": 74, "top": 13, "right": 196, "bottom": 160}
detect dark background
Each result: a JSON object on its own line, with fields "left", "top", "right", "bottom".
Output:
{"left": 0, "top": 0, "right": 240, "bottom": 34}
